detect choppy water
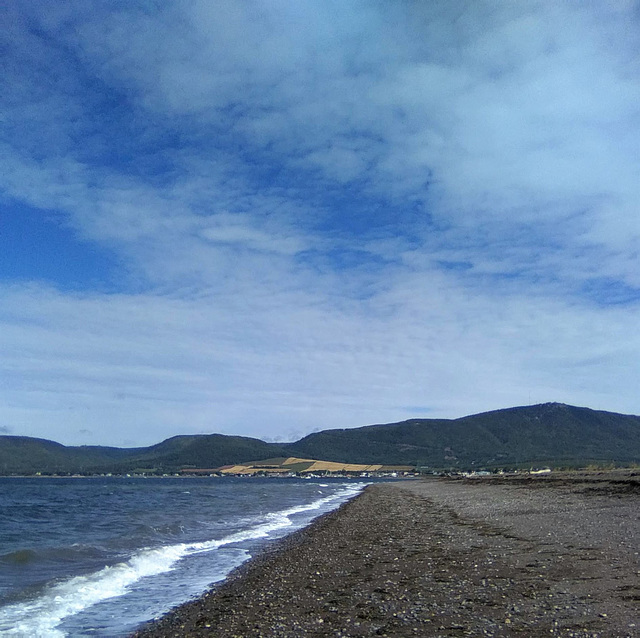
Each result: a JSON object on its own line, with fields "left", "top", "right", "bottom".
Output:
{"left": 0, "top": 476, "right": 367, "bottom": 637}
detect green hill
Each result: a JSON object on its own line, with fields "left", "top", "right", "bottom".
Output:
{"left": 0, "top": 434, "right": 285, "bottom": 475}
{"left": 126, "top": 434, "right": 288, "bottom": 472}
{"left": 0, "top": 437, "right": 140, "bottom": 475}
{"left": 1, "top": 403, "right": 639, "bottom": 475}
{"left": 288, "top": 403, "right": 640, "bottom": 468}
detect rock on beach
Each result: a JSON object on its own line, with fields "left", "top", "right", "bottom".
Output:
{"left": 132, "top": 473, "right": 639, "bottom": 637}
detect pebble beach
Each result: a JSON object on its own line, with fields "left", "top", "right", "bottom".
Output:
{"left": 132, "top": 473, "right": 639, "bottom": 637}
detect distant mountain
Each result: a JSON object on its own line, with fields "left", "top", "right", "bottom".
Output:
{"left": 0, "top": 434, "right": 286, "bottom": 476}
{"left": 288, "top": 403, "right": 640, "bottom": 468}
{"left": 127, "top": 434, "right": 288, "bottom": 472}
{"left": 0, "top": 437, "right": 139, "bottom": 475}
{"left": 1, "top": 403, "right": 639, "bottom": 475}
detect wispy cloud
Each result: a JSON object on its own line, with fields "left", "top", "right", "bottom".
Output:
{"left": 1, "top": 277, "right": 638, "bottom": 446}
{"left": 1, "top": 0, "right": 639, "bottom": 445}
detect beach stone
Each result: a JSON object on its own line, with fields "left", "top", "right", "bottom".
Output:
{"left": 132, "top": 472, "right": 639, "bottom": 637}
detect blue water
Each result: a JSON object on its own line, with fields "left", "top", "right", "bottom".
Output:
{"left": 0, "top": 476, "right": 368, "bottom": 637}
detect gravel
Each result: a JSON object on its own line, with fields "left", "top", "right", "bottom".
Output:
{"left": 131, "top": 473, "right": 639, "bottom": 637}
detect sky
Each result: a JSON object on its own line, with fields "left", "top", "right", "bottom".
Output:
{"left": 1, "top": 0, "right": 639, "bottom": 447}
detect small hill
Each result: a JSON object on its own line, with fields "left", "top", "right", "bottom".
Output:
{"left": 0, "top": 437, "right": 140, "bottom": 475}
{"left": 1, "top": 403, "right": 638, "bottom": 474}
{"left": 0, "top": 434, "right": 286, "bottom": 475}
{"left": 124, "top": 434, "right": 288, "bottom": 472}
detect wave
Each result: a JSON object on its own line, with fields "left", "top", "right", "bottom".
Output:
{"left": 0, "top": 550, "right": 39, "bottom": 566}
{"left": 0, "top": 483, "right": 365, "bottom": 637}
{"left": 1, "top": 545, "right": 110, "bottom": 570}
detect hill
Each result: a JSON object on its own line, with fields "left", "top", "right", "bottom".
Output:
{"left": 0, "top": 437, "right": 140, "bottom": 475}
{"left": 0, "top": 434, "right": 286, "bottom": 475}
{"left": 288, "top": 403, "right": 640, "bottom": 468}
{"left": 1, "top": 403, "right": 639, "bottom": 474}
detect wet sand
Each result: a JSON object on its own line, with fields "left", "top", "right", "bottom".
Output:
{"left": 132, "top": 473, "right": 639, "bottom": 637}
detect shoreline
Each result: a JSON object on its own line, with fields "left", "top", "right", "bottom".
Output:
{"left": 132, "top": 473, "right": 638, "bottom": 637}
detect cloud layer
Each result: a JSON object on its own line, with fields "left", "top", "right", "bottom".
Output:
{"left": 1, "top": 1, "right": 639, "bottom": 445}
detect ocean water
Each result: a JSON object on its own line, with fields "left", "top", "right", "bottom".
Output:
{"left": 0, "top": 476, "right": 367, "bottom": 637}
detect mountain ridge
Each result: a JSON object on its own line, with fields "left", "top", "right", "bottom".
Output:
{"left": 1, "top": 403, "right": 639, "bottom": 474}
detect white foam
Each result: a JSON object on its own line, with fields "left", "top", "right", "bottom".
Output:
{"left": 0, "top": 483, "right": 365, "bottom": 637}
{"left": 187, "top": 483, "right": 364, "bottom": 554}
{"left": 0, "top": 545, "right": 188, "bottom": 637}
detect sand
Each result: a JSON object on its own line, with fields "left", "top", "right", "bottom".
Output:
{"left": 131, "top": 473, "right": 639, "bottom": 637}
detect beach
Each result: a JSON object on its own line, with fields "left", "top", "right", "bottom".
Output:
{"left": 132, "top": 473, "right": 639, "bottom": 637}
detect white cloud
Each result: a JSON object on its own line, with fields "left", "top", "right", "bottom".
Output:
{"left": 7, "top": 1, "right": 640, "bottom": 271}
{"left": 94, "top": 0, "right": 639, "bottom": 284}
{"left": 1, "top": 277, "right": 638, "bottom": 446}
{"left": 199, "top": 213, "right": 307, "bottom": 255}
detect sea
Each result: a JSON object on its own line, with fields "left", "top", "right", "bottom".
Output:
{"left": 0, "top": 476, "right": 368, "bottom": 637}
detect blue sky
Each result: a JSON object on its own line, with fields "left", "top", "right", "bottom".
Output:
{"left": 1, "top": 0, "right": 639, "bottom": 446}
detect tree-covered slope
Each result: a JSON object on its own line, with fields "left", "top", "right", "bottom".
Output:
{"left": 0, "top": 437, "right": 140, "bottom": 474}
{"left": 0, "top": 434, "right": 286, "bottom": 475}
{"left": 125, "top": 434, "right": 288, "bottom": 472}
{"left": 288, "top": 403, "right": 640, "bottom": 468}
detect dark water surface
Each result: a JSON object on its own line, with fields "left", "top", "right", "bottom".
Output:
{"left": 0, "top": 476, "right": 367, "bottom": 636}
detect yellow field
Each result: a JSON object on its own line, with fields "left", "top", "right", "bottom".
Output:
{"left": 192, "top": 457, "right": 413, "bottom": 475}
{"left": 303, "top": 461, "right": 383, "bottom": 473}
